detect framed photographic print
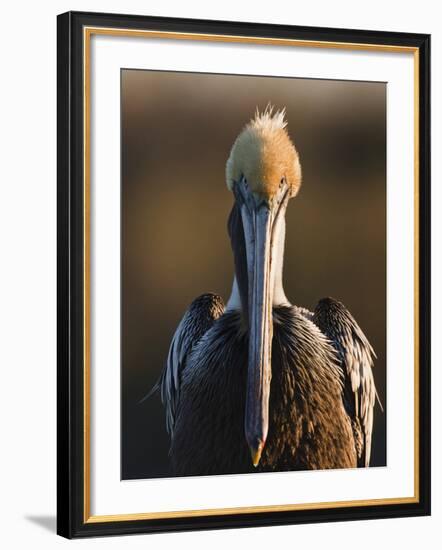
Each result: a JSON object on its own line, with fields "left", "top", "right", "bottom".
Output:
{"left": 57, "top": 11, "right": 431, "bottom": 538}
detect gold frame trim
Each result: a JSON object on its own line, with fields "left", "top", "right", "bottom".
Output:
{"left": 83, "top": 27, "right": 420, "bottom": 524}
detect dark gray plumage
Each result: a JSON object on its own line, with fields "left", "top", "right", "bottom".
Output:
{"left": 313, "top": 297, "right": 380, "bottom": 467}
{"left": 157, "top": 298, "right": 378, "bottom": 475}
{"left": 159, "top": 293, "right": 225, "bottom": 434}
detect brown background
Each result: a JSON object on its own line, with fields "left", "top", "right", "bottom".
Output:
{"left": 121, "top": 69, "right": 386, "bottom": 479}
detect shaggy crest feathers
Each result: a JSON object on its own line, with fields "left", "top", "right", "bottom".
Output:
{"left": 226, "top": 105, "right": 302, "bottom": 199}
{"left": 250, "top": 105, "right": 287, "bottom": 132}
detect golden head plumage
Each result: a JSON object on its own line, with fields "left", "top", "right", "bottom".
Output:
{"left": 226, "top": 106, "right": 302, "bottom": 199}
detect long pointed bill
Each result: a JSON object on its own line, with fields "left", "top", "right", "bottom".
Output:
{"left": 241, "top": 203, "right": 274, "bottom": 467}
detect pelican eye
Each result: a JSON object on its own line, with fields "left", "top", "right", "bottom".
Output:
{"left": 280, "top": 177, "right": 286, "bottom": 187}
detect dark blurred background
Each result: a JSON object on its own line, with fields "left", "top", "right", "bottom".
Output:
{"left": 121, "top": 69, "right": 386, "bottom": 479}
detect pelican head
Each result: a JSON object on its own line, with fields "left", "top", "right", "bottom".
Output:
{"left": 226, "top": 106, "right": 302, "bottom": 467}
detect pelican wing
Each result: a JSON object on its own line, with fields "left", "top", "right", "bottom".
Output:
{"left": 160, "top": 293, "right": 225, "bottom": 434}
{"left": 313, "top": 297, "right": 380, "bottom": 467}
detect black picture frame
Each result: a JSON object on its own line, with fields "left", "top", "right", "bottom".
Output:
{"left": 57, "top": 10, "right": 431, "bottom": 539}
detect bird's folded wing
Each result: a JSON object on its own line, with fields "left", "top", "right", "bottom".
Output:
{"left": 312, "top": 297, "right": 380, "bottom": 467}
{"left": 159, "top": 293, "right": 225, "bottom": 434}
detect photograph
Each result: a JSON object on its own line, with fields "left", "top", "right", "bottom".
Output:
{"left": 122, "top": 69, "right": 387, "bottom": 480}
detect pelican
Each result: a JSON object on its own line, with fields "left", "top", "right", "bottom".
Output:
{"left": 151, "top": 107, "right": 380, "bottom": 475}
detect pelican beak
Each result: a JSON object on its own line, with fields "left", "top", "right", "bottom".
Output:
{"left": 231, "top": 178, "right": 289, "bottom": 468}
{"left": 250, "top": 440, "right": 265, "bottom": 467}
{"left": 241, "top": 196, "right": 276, "bottom": 468}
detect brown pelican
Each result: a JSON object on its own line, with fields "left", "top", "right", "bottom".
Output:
{"left": 151, "top": 107, "right": 380, "bottom": 476}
